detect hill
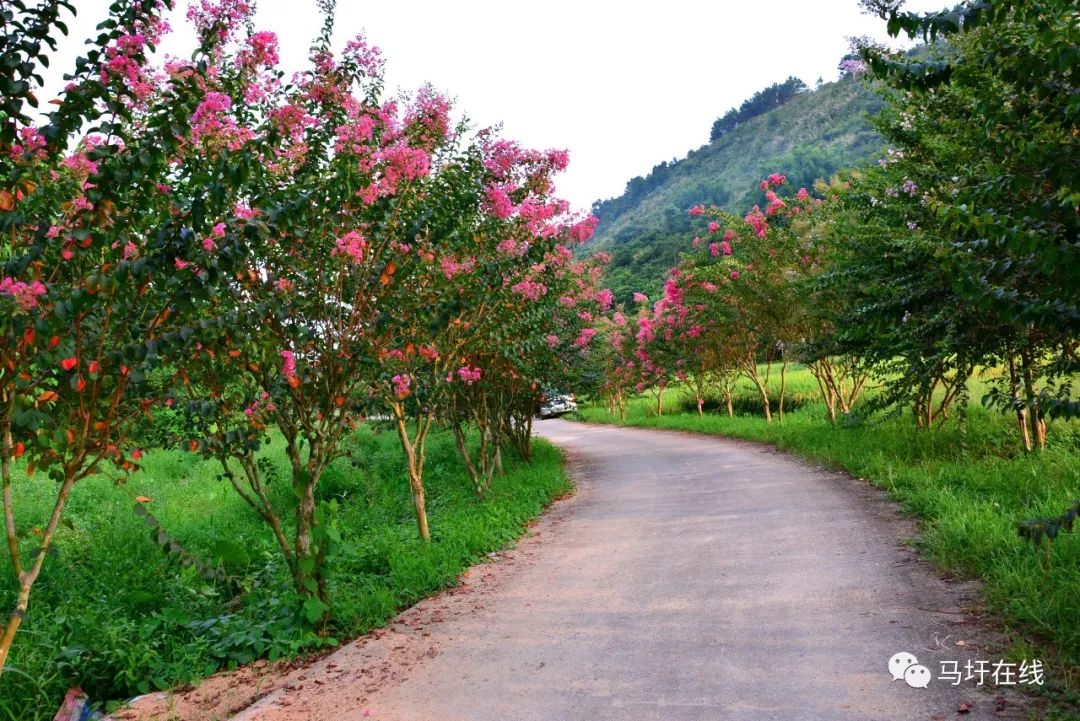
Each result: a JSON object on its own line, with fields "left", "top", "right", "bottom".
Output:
{"left": 588, "top": 76, "right": 885, "bottom": 302}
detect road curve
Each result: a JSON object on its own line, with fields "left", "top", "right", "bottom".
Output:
{"left": 231, "top": 419, "right": 1023, "bottom": 721}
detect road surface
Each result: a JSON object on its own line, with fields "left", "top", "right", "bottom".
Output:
{"left": 225, "top": 419, "right": 1022, "bottom": 721}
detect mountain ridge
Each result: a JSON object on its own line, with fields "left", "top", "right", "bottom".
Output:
{"left": 588, "top": 76, "right": 885, "bottom": 302}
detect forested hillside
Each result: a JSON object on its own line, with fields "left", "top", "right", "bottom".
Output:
{"left": 590, "top": 75, "right": 885, "bottom": 301}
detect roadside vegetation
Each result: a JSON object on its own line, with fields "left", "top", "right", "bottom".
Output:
{"left": 0, "top": 427, "right": 568, "bottom": 719}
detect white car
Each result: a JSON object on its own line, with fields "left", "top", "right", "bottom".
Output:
{"left": 538, "top": 394, "right": 577, "bottom": 419}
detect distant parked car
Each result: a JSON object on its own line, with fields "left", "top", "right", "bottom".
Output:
{"left": 538, "top": 393, "right": 577, "bottom": 419}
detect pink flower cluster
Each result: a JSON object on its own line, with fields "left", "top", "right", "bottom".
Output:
{"left": 594, "top": 288, "right": 614, "bottom": 311}
{"left": 573, "top": 327, "right": 597, "bottom": 348}
{"left": 760, "top": 173, "right": 787, "bottom": 190}
{"left": 10, "top": 127, "right": 47, "bottom": 161}
{"left": 405, "top": 86, "right": 452, "bottom": 149}
{"left": 271, "top": 104, "right": 317, "bottom": 143}
{"left": 187, "top": 0, "right": 253, "bottom": 44}
{"left": 392, "top": 373, "right": 411, "bottom": 397}
{"left": 567, "top": 215, "right": 598, "bottom": 244}
{"left": 280, "top": 349, "right": 296, "bottom": 378}
{"left": 333, "top": 231, "right": 368, "bottom": 265}
{"left": 511, "top": 278, "right": 548, "bottom": 301}
{"left": 237, "top": 31, "right": 279, "bottom": 70}
{"left": 190, "top": 92, "right": 253, "bottom": 151}
{"left": 485, "top": 185, "right": 515, "bottom": 219}
{"left": 765, "top": 190, "right": 786, "bottom": 216}
{"left": 343, "top": 33, "right": 385, "bottom": 79}
{"left": 0, "top": 278, "right": 47, "bottom": 311}
{"left": 456, "top": 366, "right": 482, "bottom": 384}
{"left": 745, "top": 206, "right": 768, "bottom": 238}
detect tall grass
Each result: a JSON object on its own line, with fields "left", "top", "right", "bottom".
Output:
{"left": 0, "top": 427, "right": 568, "bottom": 719}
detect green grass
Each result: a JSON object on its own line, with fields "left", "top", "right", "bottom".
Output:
{"left": 0, "top": 427, "right": 569, "bottom": 719}
{"left": 583, "top": 365, "right": 1080, "bottom": 709}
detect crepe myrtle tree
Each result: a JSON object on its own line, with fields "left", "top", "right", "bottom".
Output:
{"left": 378, "top": 136, "right": 603, "bottom": 524}
{"left": 164, "top": 2, "right": 489, "bottom": 618}
{"left": 0, "top": 0, "right": 255, "bottom": 676}
{"left": 680, "top": 177, "right": 830, "bottom": 422}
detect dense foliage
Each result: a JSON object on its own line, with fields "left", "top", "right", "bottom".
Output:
{"left": 593, "top": 0, "right": 1076, "bottom": 445}
{"left": 0, "top": 0, "right": 605, "bottom": 689}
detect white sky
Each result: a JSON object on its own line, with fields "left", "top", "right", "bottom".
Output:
{"left": 35, "top": 0, "right": 944, "bottom": 212}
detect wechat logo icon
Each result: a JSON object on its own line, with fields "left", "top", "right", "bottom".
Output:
{"left": 889, "top": 651, "right": 931, "bottom": 689}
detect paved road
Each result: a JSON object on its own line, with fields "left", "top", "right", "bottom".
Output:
{"left": 230, "top": 420, "right": 1022, "bottom": 721}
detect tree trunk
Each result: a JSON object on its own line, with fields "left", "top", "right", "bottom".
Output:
{"left": 778, "top": 356, "right": 788, "bottom": 423}
{"left": 0, "top": 471, "right": 76, "bottom": 676}
{"left": 394, "top": 413, "right": 431, "bottom": 541}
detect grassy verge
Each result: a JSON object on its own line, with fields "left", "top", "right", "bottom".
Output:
{"left": 0, "top": 427, "right": 569, "bottom": 720}
{"left": 582, "top": 369, "right": 1080, "bottom": 709}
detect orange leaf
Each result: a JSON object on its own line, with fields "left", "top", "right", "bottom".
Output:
{"left": 13, "top": 442, "right": 24, "bottom": 458}
{"left": 0, "top": 190, "right": 13, "bottom": 212}
{"left": 37, "top": 391, "right": 59, "bottom": 404}
{"left": 135, "top": 495, "right": 152, "bottom": 504}
{"left": 379, "top": 271, "right": 391, "bottom": 286}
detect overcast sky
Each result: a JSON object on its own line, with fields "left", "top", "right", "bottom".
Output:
{"left": 38, "top": 0, "right": 944, "bottom": 211}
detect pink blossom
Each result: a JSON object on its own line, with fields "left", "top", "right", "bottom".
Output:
{"left": 701, "top": 281, "right": 717, "bottom": 293}
{"left": 456, "top": 366, "right": 482, "bottom": 384}
{"left": 405, "top": 86, "right": 452, "bottom": 149}
{"left": 511, "top": 278, "right": 547, "bottom": 301}
{"left": 632, "top": 292, "right": 648, "bottom": 304}
{"left": 202, "top": 237, "right": 217, "bottom": 252}
{"left": 191, "top": 92, "right": 253, "bottom": 151}
{"left": 237, "top": 31, "right": 279, "bottom": 70}
{"left": 573, "top": 328, "right": 597, "bottom": 348}
{"left": 62, "top": 153, "right": 99, "bottom": 177}
{"left": 343, "top": 33, "right": 385, "bottom": 78}
{"left": 485, "top": 185, "right": 515, "bottom": 219}
{"left": 0, "top": 278, "right": 47, "bottom": 311}
{"left": 765, "top": 190, "right": 786, "bottom": 216}
{"left": 273, "top": 104, "right": 317, "bottom": 143}
{"left": 392, "top": 374, "right": 411, "bottom": 397}
{"left": 688, "top": 204, "right": 705, "bottom": 216}
{"left": 280, "top": 350, "right": 297, "bottom": 378}
{"left": 692, "top": 237, "right": 702, "bottom": 247}
{"left": 595, "top": 288, "right": 614, "bottom": 311}
{"left": 730, "top": 270, "right": 740, "bottom": 280}
{"left": 274, "top": 277, "right": 293, "bottom": 292}
{"left": 767, "top": 173, "right": 787, "bottom": 187}
{"left": 546, "top": 334, "right": 560, "bottom": 349}
{"left": 744, "top": 206, "right": 768, "bottom": 238}
{"left": 187, "top": 0, "right": 253, "bottom": 44}
{"left": 334, "top": 231, "right": 368, "bottom": 265}
{"left": 707, "top": 221, "right": 720, "bottom": 234}
{"left": 546, "top": 149, "right": 570, "bottom": 171}
{"left": 10, "top": 126, "right": 47, "bottom": 160}
{"left": 709, "top": 242, "right": 720, "bottom": 257}
{"left": 796, "top": 187, "right": 811, "bottom": 202}
{"left": 441, "top": 256, "right": 475, "bottom": 279}
{"left": 568, "top": 216, "right": 598, "bottom": 244}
